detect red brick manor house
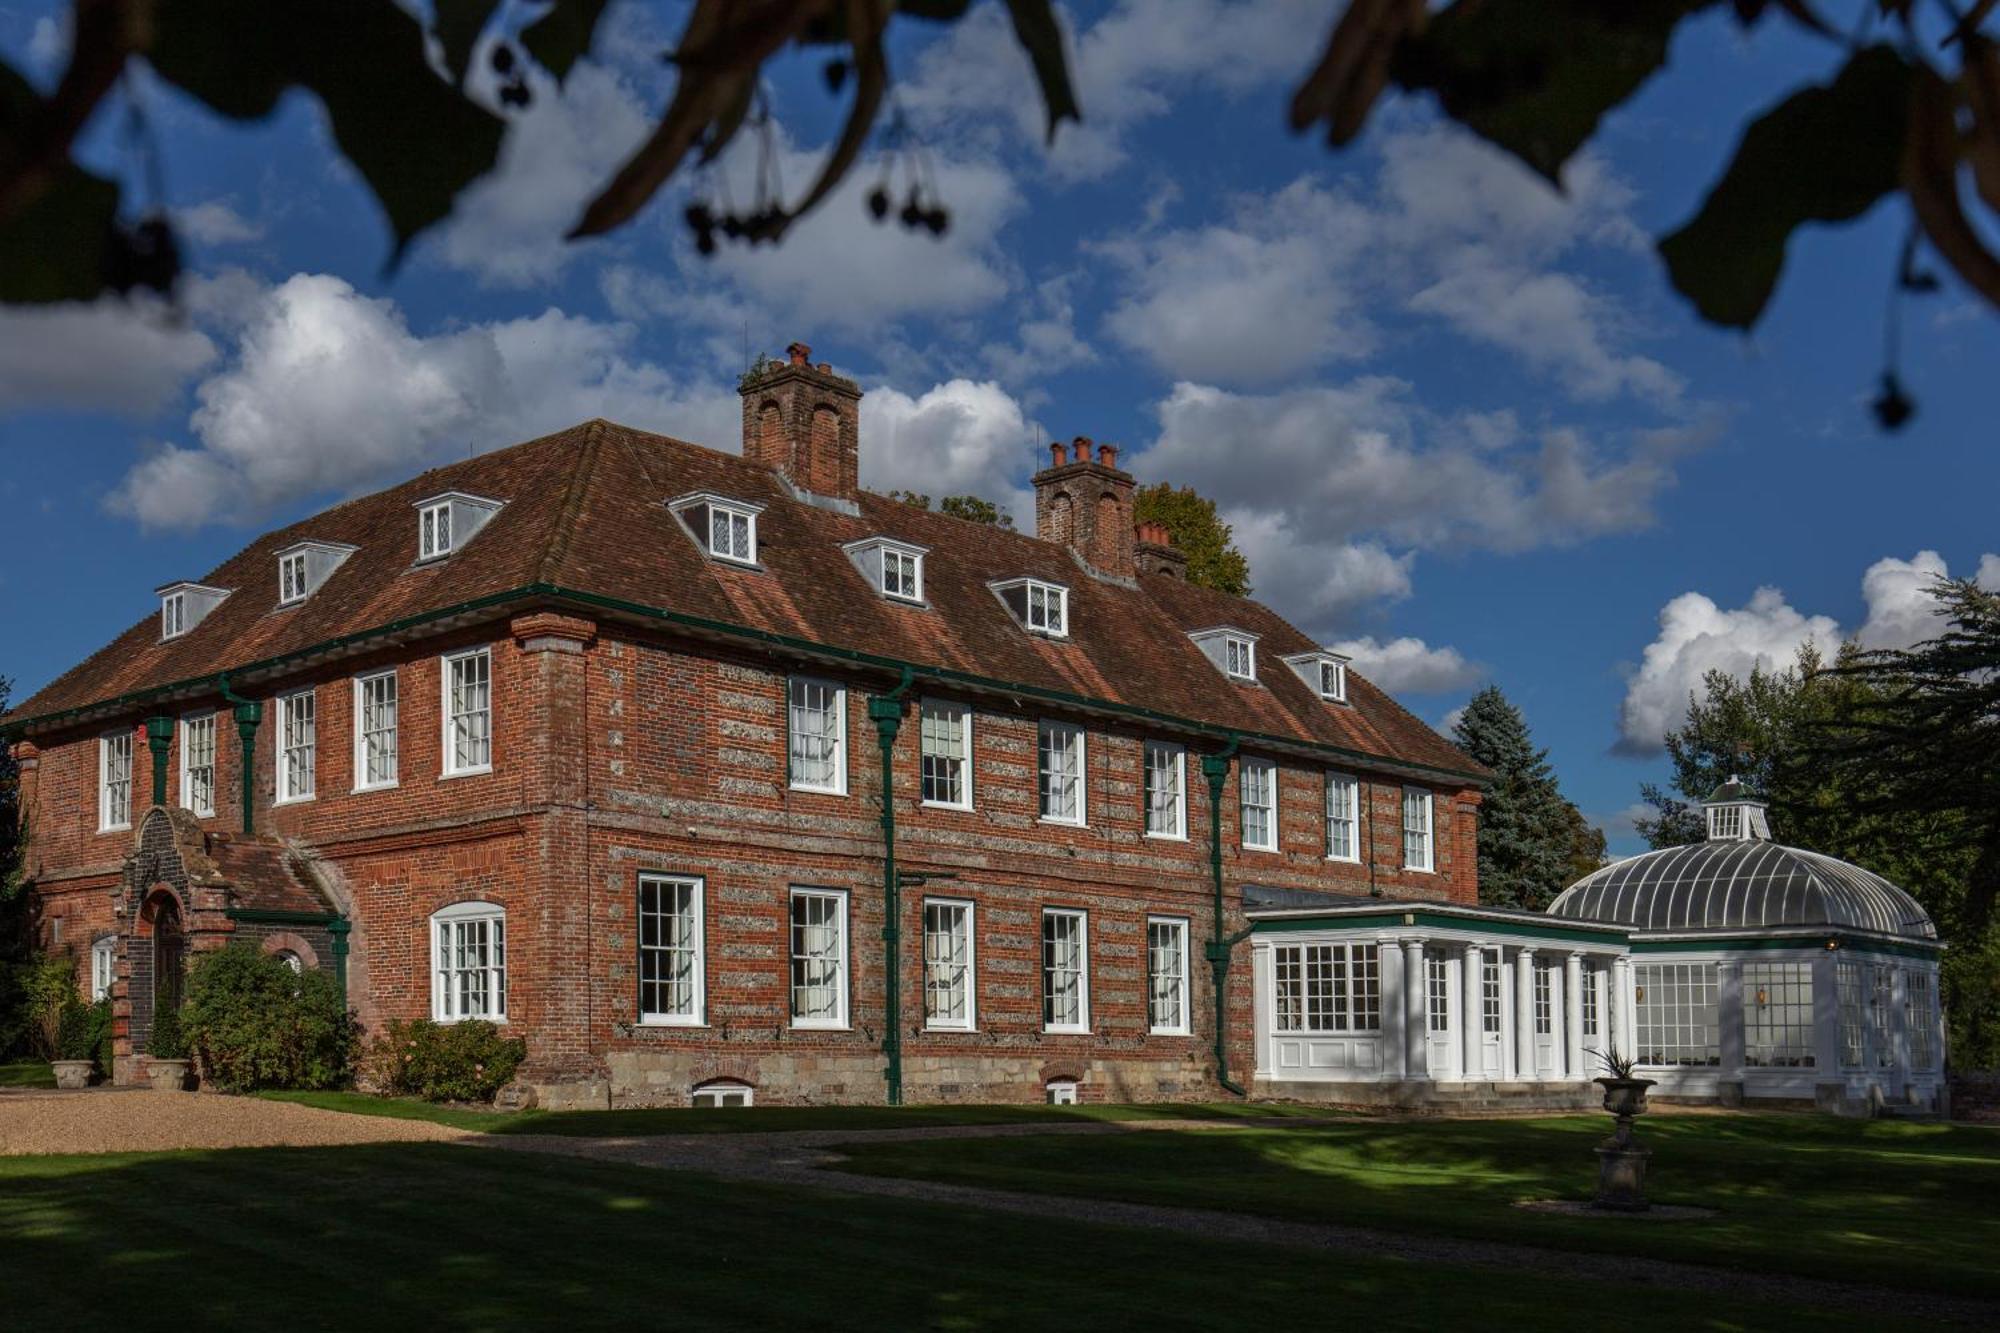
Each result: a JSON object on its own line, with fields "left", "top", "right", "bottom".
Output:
{"left": 5, "top": 343, "right": 1486, "bottom": 1109}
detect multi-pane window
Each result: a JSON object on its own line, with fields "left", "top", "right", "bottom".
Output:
{"left": 1909, "top": 970, "right": 1938, "bottom": 1069}
{"left": 1482, "top": 951, "right": 1503, "bottom": 1034}
{"left": 161, "top": 591, "right": 187, "bottom": 639}
{"left": 1870, "top": 965, "right": 1895, "bottom": 1069}
{"left": 277, "top": 690, "right": 316, "bottom": 802}
{"left": 1147, "top": 917, "right": 1189, "bottom": 1034}
{"left": 1533, "top": 962, "right": 1554, "bottom": 1035}
{"left": 1240, "top": 758, "right": 1277, "bottom": 851}
{"left": 180, "top": 713, "right": 216, "bottom": 817}
{"left": 788, "top": 678, "right": 846, "bottom": 793}
{"left": 1633, "top": 962, "right": 1719, "bottom": 1066}
{"left": 99, "top": 731, "right": 133, "bottom": 831}
{"left": 279, "top": 551, "right": 309, "bottom": 605}
{"left": 90, "top": 936, "right": 115, "bottom": 1001}
{"left": 420, "top": 501, "right": 453, "bottom": 559}
{"left": 1402, "top": 786, "right": 1434, "bottom": 871}
{"left": 432, "top": 903, "right": 506, "bottom": 1021}
{"left": 1318, "top": 659, "right": 1346, "bottom": 701}
{"left": 919, "top": 700, "right": 971, "bottom": 809}
{"left": 1144, "top": 741, "right": 1185, "bottom": 839}
{"left": 709, "top": 504, "right": 755, "bottom": 562}
{"left": 1042, "top": 909, "right": 1089, "bottom": 1031}
{"left": 355, "top": 670, "right": 398, "bottom": 789}
{"left": 1027, "top": 581, "right": 1066, "bottom": 636}
{"left": 1037, "top": 721, "right": 1085, "bottom": 824}
{"left": 1272, "top": 942, "right": 1381, "bottom": 1033}
{"left": 1426, "top": 951, "right": 1450, "bottom": 1033}
{"left": 1743, "top": 962, "right": 1815, "bottom": 1067}
{"left": 1582, "top": 966, "right": 1601, "bottom": 1040}
{"left": 1838, "top": 960, "right": 1866, "bottom": 1068}
{"left": 443, "top": 649, "right": 492, "bottom": 775}
{"left": 789, "top": 889, "right": 848, "bottom": 1027}
{"left": 883, "top": 548, "right": 921, "bottom": 601}
{"left": 1325, "top": 773, "right": 1359, "bottom": 861}
{"left": 922, "top": 899, "right": 974, "bottom": 1030}
{"left": 638, "top": 874, "right": 703, "bottom": 1025}
{"left": 1708, "top": 804, "right": 1743, "bottom": 839}
{"left": 1224, "top": 635, "right": 1255, "bottom": 680}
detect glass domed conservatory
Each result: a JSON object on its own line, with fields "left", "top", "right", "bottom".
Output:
{"left": 1548, "top": 780, "right": 1945, "bottom": 1113}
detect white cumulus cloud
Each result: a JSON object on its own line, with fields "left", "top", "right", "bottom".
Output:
{"left": 1330, "top": 636, "right": 1483, "bottom": 694}
{"left": 858, "top": 379, "right": 1039, "bottom": 524}
{"left": 0, "top": 297, "right": 217, "bottom": 414}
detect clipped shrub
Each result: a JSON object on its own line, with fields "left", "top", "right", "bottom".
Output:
{"left": 366, "top": 1018, "right": 525, "bottom": 1103}
{"left": 55, "top": 997, "right": 110, "bottom": 1067}
{"left": 149, "top": 1005, "right": 189, "bottom": 1061}
{"left": 181, "top": 946, "right": 354, "bottom": 1092}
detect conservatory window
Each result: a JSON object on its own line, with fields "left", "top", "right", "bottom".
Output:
{"left": 180, "top": 712, "right": 216, "bottom": 817}
{"left": 1482, "top": 951, "right": 1503, "bottom": 1034}
{"left": 1581, "top": 966, "right": 1601, "bottom": 1040}
{"left": 442, "top": 648, "right": 492, "bottom": 776}
{"left": 638, "top": 873, "right": 703, "bottom": 1026}
{"left": 1742, "top": 961, "right": 1815, "bottom": 1068}
{"left": 919, "top": 700, "right": 971, "bottom": 809}
{"left": 1147, "top": 917, "right": 1189, "bottom": 1035}
{"left": 1273, "top": 942, "right": 1381, "bottom": 1034}
{"left": 1240, "top": 758, "right": 1277, "bottom": 851}
{"left": 1042, "top": 909, "right": 1089, "bottom": 1032}
{"left": 1533, "top": 962, "right": 1554, "bottom": 1035}
{"left": 789, "top": 888, "right": 848, "bottom": 1028}
{"left": 1633, "top": 962, "right": 1719, "bottom": 1066}
{"left": 99, "top": 731, "right": 132, "bottom": 831}
{"left": 1037, "top": 721, "right": 1085, "bottom": 825}
{"left": 922, "top": 899, "right": 974, "bottom": 1031}
{"left": 1325, "top": 772, "right": 1359, "bottom": 862}
{"left": 432, "top": 903, "right": 506, "bottom": 1022}
{"left": 788, "top": 677, "right": 847, "bottom": 793}
{"left": 354, "top": 670, "right": 398, "bottom": 790}
{"left": 1909, "top": 971, "right": 1938, "bottom": 1069}
{"left": 1144, "top": 741, "right": 1185, "bottom": 839}
{"left": 1870, "top": 965, "right": 1895, "bottom": 1069}
{"left": 1402, "top": 786, "right": 1434, "bottom": 871}
{"left": 90, "top": 936, "right": 116, "bottom": 1001}
{"left": 1837, "top": 961, "right": 1866, "bottom": 1068}
{"left": 1426, "top": 951, "right": 1451, "bottom": 1034}
{"left": 276, "top": 689, "right": 316, "bottom": 803}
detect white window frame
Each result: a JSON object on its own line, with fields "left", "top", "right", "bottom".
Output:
{"left": 419, "top": 500, "right": 454, "bottom": 560}
{"left": 1240, "top": 757, "right": 1278, "bottom": 852}
{"left": 278, "top": 550, "right": 309, "bottom": 606}
{"left": 431, "top": 901, "right": 507, "bottom": 1023}
{"left": 161, "top": 590, "right": 187, "bottom": 640}
{"left": 1041, "top": 908, "right": 1090, "bottom": 1033}
{"left": 922, "top": 897, "right": 976, "bottom": 1032}
{"left": 1027, "top": 581, "right": 1067, "bottom": 636}
{"left": 1325, "top": 772, "right": 1360, "bottom": 863}
{"left": 918, "top": 699, "right": 973, "bottom": 810}
{"left": 1224, "top": 634, "right": 1257, "bottom": 681}
{"left": 1402, "top": 786, "right": 1434, "bottom": 872}
{"left": 1143, "top": 741, "right": 1187, "bottom": 840}
{"left": 707, "top": 503, "right": 758, "bottom": 564}
{"left": 1146, "top": 916, "right": 1191, "bottom": 1035}
{"left": 883, "top": 546, "right": 923, "bottom": 602}
{"left": 90, "top": 936, "right": 116, "bottom": 1001}
{"left": 179, "top": 711, "right": 217, "bottom": 818}
{"left": 353, "top": 669, "right": 399, "bottom": 792}
{"left": 787, "top": 677, "right": 848, "bottom": 794}
{"left": 1317, "top": 659, "right": 1347, "bottom": 702}
{"left": 637, "top": 873, "right": 705, "bottom": 1027}
{"left": 1742, "top": 961, "right": 1815, "bottom": 1069}
{"left": 275, "top": 688, "right": 317, "bottom": 804}
{"left": 1046, "top": 1078, "right": 1079, "bottom": 1106}
{"left": 1633, "top": 961, "right": 1720, "bottom": 1067}
{"left": 1273, "top": 941, "right": 1383, "bottom": 1034}
{"left": 1037, "top": 720, "right": 1087, "bottom": 826}
{"left": 788, "top": 887, "right": 850, "bottom": 1029}
{"left": 99, "top": 731, "right": 133, "bottom": 832}
{"left": 690, "top": 1081, "right": 754, "bottom": 1108}
{"left": 441, "top": 647, "right": 494, "bottom": 778}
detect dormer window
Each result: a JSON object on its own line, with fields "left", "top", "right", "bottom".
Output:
{"left": 156, "top": 582, "right": 229, "bottom": 639}
{"left": 413, "top": 491, "right": 503, "bottom": 562}
{"left": 992, "top": 578, "right": 1069, "bottom": 637}
{"left": 669, "top": 493, "right": 764, "bottom": 566}
{"left": 1282, "top": 650, "right": 1351, "bottom": 703}
{"left": 275, "top": 540, "right": 357, "bottom": 607}
{"left": 1189, "top": 627, "right": 1261, "bottom": 682}
{"left": 843, "top": 537, "right": 927, "bottom": 604}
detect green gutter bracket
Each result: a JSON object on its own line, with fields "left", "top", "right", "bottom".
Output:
{"left": 218, "top": 675, "right": 260, "bottom": 835}
{"left": 145, "top": 715, "right": 173, "bottom": 806}
{"left": 870, "top": 666, "right": 917, "bottom": 1106}
{"left": 1200, "top": 733, "right": 1247, "bottom": 1098}
{"left": 328, "top": 917, "right": 351, "bottom": 1008}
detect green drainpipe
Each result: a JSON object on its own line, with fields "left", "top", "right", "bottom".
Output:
{"left": 869, "top": 666, "right": 917, "bottom": 1105}
{"left": 145, "top": 715, "right": 173, "bottom": 806}
{"left": 1200, "top": 734, "right": 1247, "bottom": 1097}
{"left": 218, "top": 675, "right": 260, "bottom": 835}
{"left": 328, "top": 917, "right": 351, "bottom": 1007}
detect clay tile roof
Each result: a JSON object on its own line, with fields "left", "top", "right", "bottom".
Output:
{"left": 6, "top": 421, "right": 1483, "bottom": 782}
{"left": 207, "top": 837, "right": 338, "bottom": 917}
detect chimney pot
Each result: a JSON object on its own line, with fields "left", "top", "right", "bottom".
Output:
{"left": 1072, "top": 436, "right": 1091, "bottom": 464}
{"left": 787, "top": 341, "right": 812, "bottom": 366}
{"left": 817, "top": 363, "right": 832, "bottom": 373}
{"left": 1098, "top": 443, "right": 1118, "bottom": 469}
{"left": 1049, "top": 442, "right": 1066, "bottom": 467}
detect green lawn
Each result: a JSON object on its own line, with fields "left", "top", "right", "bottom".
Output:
{"left": 835, "top": 1111, "right": 2000, "bottom": 1299}
{"left": 259, "top": 1088, "right": 1334, "bottom": 1136}
{"left": 0, "top": 1142, "right": 1887, "bottom": 1330}
{"left": 0, "top": 1060, "right": 55, "bottom": 1089}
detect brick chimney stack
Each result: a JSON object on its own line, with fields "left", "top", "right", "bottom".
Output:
{"left": 739, "top": 340, "right": 863, "bottom": 502}
{"left": 1032, "top": 436, "right": 1137, "bottom": 580}
{"left": 1134, "top": 521, "right": 1188, "bottom": 579}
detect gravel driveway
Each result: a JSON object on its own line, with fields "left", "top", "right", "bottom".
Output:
{"left": 0, "top": 1088, "right": 470, "bottom": 1155}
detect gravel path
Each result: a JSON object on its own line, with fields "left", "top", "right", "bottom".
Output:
{"left": 476, "top": 1123, "right": 2000, "bottom": 1327}
{"left": 0, "top": 1088, "right": 471, "bottom": 1155}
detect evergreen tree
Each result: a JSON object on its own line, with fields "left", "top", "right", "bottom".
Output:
{"left": 1132, "top": 483, "right": 1251, "bottom": 596}
{"left": 1451, "top": 687, "right": 1579, "bottom": 910}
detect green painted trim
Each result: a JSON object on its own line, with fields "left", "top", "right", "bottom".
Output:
{"left": 870, "top": 668, "right": 915, "bottom": 1106}
{"left": 1631, "top": 934, "right": 1940, "bottom": 960}
{"left": 224, "top": 907, "right": 339, "bottom": 926}
{"left": 1252, "top": 910, "right": 1628, "bottom": 946}
{"left": 327, "top": 918, "right": 351, "bottom": 1008}
{"left": 1199, "top": 739, "right": 1247, "bottom": 1097}
{"left": 145, "top": 716, "right": 173, "bottom": 806}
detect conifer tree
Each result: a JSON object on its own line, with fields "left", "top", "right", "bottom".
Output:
{"left": 1451, "top": 687, "right": 1579, "bottom": 910}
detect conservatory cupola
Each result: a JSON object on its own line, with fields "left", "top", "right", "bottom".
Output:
{"left": 1702, "top": 775, "right": 1772, "bottom": 842}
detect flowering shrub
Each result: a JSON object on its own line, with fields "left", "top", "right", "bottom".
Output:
{"left": 366, "top": 1018, "right": 524, "bottom": 1103}
{"left": 182, "top": 946, "right": 353, "bottom": 1091}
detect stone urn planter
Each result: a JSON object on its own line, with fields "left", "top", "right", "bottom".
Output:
{"left": 146, "top": 1058, "right": 192, "bottom": 1093}
{"left": 1593, "top": 1074, "right": 1658, "bottom": 1212}
{"left": 52, "top": 1059, "right": 94, "bottom": 1090}
{"left": 1597, "top": 1075, "right": 1655, "bottom": 1118}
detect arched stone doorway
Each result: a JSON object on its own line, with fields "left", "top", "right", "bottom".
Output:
{"left": 139, "top": 888, "right": 187, "bottom": 1041}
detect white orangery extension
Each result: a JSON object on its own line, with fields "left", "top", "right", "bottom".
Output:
{"left": 1248, "top": 781, "right": 1946, "bottom": 1116}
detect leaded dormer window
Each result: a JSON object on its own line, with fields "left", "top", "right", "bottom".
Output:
{"left": 414, "top": 491, "right": 503, "bottom": 562}
{"left": 1189, "top": 626, "right": 1261, "bottom": 682}
{"left": 279, "top": 551, "right": 309, "bottom": 605}
{"left": 275, "top": 540, "right": 357, "bottom": 607}
{"left": 161, "top": 591, "right": 187, "bottom": 639}
{"left": 669, "top": 492, "right": 764, "bottom": 566}
{"left": 156, "top": 582, "right": 230, "bottom": 639}
{"left": 1282, "top": 650, "right": 1351, "bottom": 703}
{"left": 992, "top": 578, "right": 1068, "bottom": 637}
{"left": 843, "top": 537, "right": 927, "bottom": 604}
{"left": 420, "top": 501, "right": 452, "bottom": 559}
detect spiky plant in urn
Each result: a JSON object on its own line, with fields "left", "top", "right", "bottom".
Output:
{"left": 1590, "top": 1048, "right": 1657, "bottom": 1211}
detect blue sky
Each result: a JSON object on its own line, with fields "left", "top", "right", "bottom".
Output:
{"left": 2, "top": 2, "right": 1995, "bottom": 855}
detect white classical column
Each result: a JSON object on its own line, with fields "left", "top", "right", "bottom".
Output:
{"left": 1612, "top": 955, "right": 1636, "bottom": 1059}
{"left": 1461, "top": 943, "right": 1485, "bottom": 1081}
{"left": 1403, "top": 937, "right": 1428, "bottom": 1081}
{"left": 1564, "top": 952, "right": 1586, "bottom": 1081}
{"left": 1382, "top": 936, "right": 1407, "bottom": 1079}
{"left": 1810, "top": 949, "right": 1842, "bottom": 1082}
{"left": 1515, "top": 946, "right": 1538, "bottom": 1079}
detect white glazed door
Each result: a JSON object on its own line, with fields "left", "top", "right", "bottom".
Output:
{"left": 1533, "top": 961, "right": 1562, "bottom": 1078}
{"left": 1482, "top": 954, "right": 1506, "bottom": 1077}
{"left": 1424, "top": 952, "right": 1457, "bottom": 1080}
